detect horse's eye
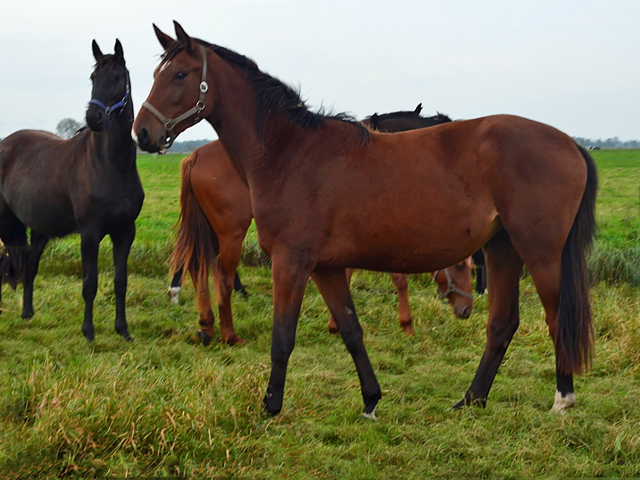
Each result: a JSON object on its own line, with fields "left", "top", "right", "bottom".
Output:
{"left": 175, "top": 71, "right": 187, "bottom": 80}
{"left": 114, "top": 75, "right": 121, "bottom": 81}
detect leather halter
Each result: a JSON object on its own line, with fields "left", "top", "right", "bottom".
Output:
{"left": 141, "top": 45, "right": 209, "bottom": 154}
{"left": 88, "top": 70, "right": 131, "bottom": 129}
{"left": 433, "top": 266, "right": 474, "bottom": 301}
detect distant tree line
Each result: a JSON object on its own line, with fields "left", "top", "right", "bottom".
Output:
{"left": 573, "top": 137, "right": 640, "bottom": 149}
{"left": 166, "top": 139, "right": 212, "bottom": 153}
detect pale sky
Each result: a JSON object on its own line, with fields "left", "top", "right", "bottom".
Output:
{"left": 1, "top": 0, "right": 638, "bottom": 142}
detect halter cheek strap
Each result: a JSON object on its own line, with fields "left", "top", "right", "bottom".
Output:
{"left": 88, "top": 70, "right": 131, "bottom": 129}
{"left": 434, "top": 267, "right": 474, "bottom": 301}
{"left": 141, "top": 45, "right": 209, "bottom": 154}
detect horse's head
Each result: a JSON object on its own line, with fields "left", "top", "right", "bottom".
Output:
{"left": 134, "top": 22, "right": 212, "bottom": 153}
{"left": 86, "top": 40, "right": 130, "bottom": 132}
{"left": 433, "top": 257, "right": 474, "bottom": 319}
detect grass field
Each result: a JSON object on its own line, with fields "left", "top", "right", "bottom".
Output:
{"left": 0, "top": 149, "right": 638, "bottom": 479}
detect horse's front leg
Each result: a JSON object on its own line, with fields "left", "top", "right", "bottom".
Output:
{"left": 263, "top": 254, "right": 313, "bottom": 416}
{"left": 80, "top": 232, "right": 104, "bottom": 341}
{"left": 390, "top": 273, "right": 414, "bottom": 335}
{"left": 110, "top": 223, "right": 135, "bottom": 341}
{"left": 313, "top": 269, "right": 382, "bottom": 418}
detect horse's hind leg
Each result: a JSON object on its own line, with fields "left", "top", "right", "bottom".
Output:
{"left": 213, "top": 234, "right": 245, "bottom": 344}
{"left": 328, "top": 268, "right": 354, "bottom": 334}
{"left": 168, "top": 266, "right": 183, "bottom": 304}
{"left": 234, "top": 271, "right": 248, "bottom": 297}
{"left": 313, "top": 269, "right": 382, "bottom": 418}
{"left": 21, "top": 231, "right": 48, "bottom": 319}
{"left": 526, "top": 258, "right": 576, "bottom": 412}
{"left": 453, "top": 230, "right": 523, "bottom": 409}
{"left": 0, "top": 206, "right": 28, "bottom": 309}
{"left": 110, "top": 223, "right": 135, "bottom": 341}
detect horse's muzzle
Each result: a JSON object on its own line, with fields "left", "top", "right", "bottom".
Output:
{"left": 134, "top": 126, "right": 162, "bottom": 153}
{"left": 86, "top": 104, "right": 107, "bottom": 132}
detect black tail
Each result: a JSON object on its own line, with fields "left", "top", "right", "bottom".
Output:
{"left": 0, "top": 245, "right": 28, "bottom": 290}
{"left": 556, "top": 144, "right": 598, "bottom": 375}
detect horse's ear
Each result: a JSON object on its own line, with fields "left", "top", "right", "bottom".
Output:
{"left": 92, "top": 40, "right": 104, "bottom": 62}
{"left": 154, "top": 24, "right": 175, "bottom": 50}
{"left": 174, "top": 20, "right": 195, "bottom": 52}
{"left": 114, "top": 39, "right": 125, "bottom": 63}
{"left": 414, "top": 103, "right": 423, "bottom": 115}
{"left": 370, "top": 113, "right": 379, "bottom": 130}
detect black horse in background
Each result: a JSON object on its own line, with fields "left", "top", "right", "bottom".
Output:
{"left": 0, "top": 40, "right": 144, "bottom": 341}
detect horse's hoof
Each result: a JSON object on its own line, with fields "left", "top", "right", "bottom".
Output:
{"left": 21, "top": 311, "right": 34, "bottom": 320}
{"left": 198, "top": 330, "right": 212, "bottom": 346}
{"left": 168, "top": 286, "right": 181, "bottom": 304}
{"left": 120, "top": 332, "right": 133, "bottom": 342}
{"left": 451, "top": 399, "right": 466, "bottom": 411}
{"left": 224, "top": 335, "right": 246, "bottom": 346}
{"left": 362, "top": 407, "right": 377, "bottom": 421}
{"left": 550, "top": 391, "right": 576, "bottom": 413}
{"left": 263, "top": 395, "right": 282, "bottom": 416}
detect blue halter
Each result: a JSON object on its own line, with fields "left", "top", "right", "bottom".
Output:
{"left": 88, "top": 70, "right": 131, "bottom": 128}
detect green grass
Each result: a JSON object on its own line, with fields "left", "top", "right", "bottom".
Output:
{"left": 0, "top": 150, "right": 638, "bottom": 478}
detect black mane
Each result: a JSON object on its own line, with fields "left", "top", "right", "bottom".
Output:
{"left": 162, "top": 40, "right": 370, "bottom": 143}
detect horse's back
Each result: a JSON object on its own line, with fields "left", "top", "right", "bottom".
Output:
{"left": 268, "top": 115, "right": 589, "bottom": 273}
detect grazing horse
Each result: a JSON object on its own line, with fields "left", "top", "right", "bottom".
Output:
{"left": 170, "top": 109, "right": 472, "bottom": 345}
{"left": 134, "top": 22, "right": 596, "bottom": 418}
{"left": 0, "top": 40, "right": 144, "bottom": 341}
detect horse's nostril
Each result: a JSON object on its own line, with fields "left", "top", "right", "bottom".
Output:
{"left": 138, "top": 128, "right": 149, "bottom": 146}
{"left": 460, "top": 306, "right": 471, "bottom": 319}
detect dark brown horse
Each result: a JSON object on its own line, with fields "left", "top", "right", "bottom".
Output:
{"left": 0, "top": 40, "right": 144, "bottom": 341}
{"left": 170, "top": 133, "right": 473, "bottom": 345}
{"left": 134, "top": 23, "right": 597, "bottom": 417}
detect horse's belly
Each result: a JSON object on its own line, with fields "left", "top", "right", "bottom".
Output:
{"left": 6, "top": 195, "right": 77, "bottom": 237}
{"left": 318, "top": 205, "right": 500, "bottom": 273}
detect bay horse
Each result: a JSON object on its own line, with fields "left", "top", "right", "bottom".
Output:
{"left": 134, "top": 22, "right": 597, "bottom": 417}
{"left": 170, "top": 109, "right": 473, "bottom": 345}
{"left": 0, "top": 40, "right": 144, "bottom": 341}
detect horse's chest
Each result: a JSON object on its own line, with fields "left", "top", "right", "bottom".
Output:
{"left": 80, "top": 181, "right": 143, "bottom": 227}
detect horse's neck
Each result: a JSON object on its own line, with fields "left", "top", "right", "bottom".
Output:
{"left": 92, "top": 106, "right": 137, "bottom": 175}
{"left": 205, "top": 67, "right": 266, "bottom": 180}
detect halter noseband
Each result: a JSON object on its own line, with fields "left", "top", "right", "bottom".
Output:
{"left": 88, "top": 70, "right": 131, "bottom": 129}
{"left": 433, "top": 266, "right": 474, "bottom": 301}
{"left": 141, "top": 45, "right": 209, "bottom": 154}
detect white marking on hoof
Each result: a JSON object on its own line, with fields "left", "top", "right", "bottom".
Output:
{"left": 168, "top": 286, "right": 181, "bottom": 304}
{"left": 551, "top": 390, "right": 576, "bottom": 413}
{"left": 362, "top": 408, "right": 377, "bottom": 421}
